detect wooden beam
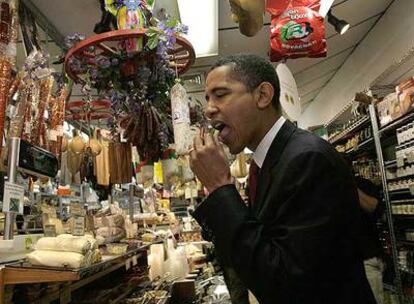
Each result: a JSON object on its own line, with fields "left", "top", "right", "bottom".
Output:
{"left": 4, "top": 267, "right": 79, "bottom": 285}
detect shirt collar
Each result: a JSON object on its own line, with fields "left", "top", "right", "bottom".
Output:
{"left": 253, "top": 116, "right": 286, "bottom": 168}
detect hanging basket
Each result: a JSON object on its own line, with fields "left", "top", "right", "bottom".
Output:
{"left": 64, "top": 29, "right": 195, "bottom": 84}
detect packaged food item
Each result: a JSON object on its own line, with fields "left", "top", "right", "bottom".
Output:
{"left": 266, "top": 0, "right": 321, "bottom": 16}
{"left": 269, "top": 6, "right": 326, "bottom": 62}
{"left": 397, "top": 77, "right": 414, "bottom": 114}
{"left": 106, "top": 243, "right": 128, "bottom": 255}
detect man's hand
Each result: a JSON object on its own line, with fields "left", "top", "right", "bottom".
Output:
{"left": 190, "top": 129, "right": 232, "bottom": 193}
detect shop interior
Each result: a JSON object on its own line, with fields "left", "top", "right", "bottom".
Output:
{"left": 1, "top": 0, "right": 414, "bottom": 303}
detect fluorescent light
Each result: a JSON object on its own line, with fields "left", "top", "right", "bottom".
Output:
{"left": 177, "top": 0, "right": 218, "bottom": 57}
{"left": 319, "top": 0, "right": 335, "bottom": 17}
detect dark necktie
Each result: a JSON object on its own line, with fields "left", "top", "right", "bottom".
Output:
{"left": 248, "top": 160, "right": 259, "bottom": 206}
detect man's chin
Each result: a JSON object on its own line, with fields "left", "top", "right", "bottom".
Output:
{"left": 228, "top": 144, "right": 244, "bottom": 155}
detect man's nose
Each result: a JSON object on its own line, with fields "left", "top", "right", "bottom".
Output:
{"left": 204, "top": 101, "right": 218, "bottom": 119}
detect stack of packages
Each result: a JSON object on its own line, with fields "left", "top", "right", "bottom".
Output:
{"left": 94, "top": 204, "right": 126, "bottom": 245}
{"left": 27, "top": 234, "right": 102, "bottom": 268}
{"left": 148, "top": 239, "right": 189, "bottom": 281}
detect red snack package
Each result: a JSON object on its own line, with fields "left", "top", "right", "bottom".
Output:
{"left": 269, "top": 6, "right": 327, "bottom": 62}
{"left": 266, "top": 0, "right": 321, "bottom": 16}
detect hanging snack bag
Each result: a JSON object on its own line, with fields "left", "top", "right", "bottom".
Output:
{"left": 269, "top": 6, "right": 326, "bottom": 62}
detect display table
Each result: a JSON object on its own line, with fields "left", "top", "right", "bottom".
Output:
{"left": 0, "top": 244, "right": 150, "bottom": 304}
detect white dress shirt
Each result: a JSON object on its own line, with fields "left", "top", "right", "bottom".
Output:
{"left": 253, "top": 116, "right": 286, "bottom": 168}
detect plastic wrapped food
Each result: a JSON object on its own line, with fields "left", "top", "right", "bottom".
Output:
{"left": 266, "top": 0, "right": 321, "bottom": 16}
{"left": 269, "top": 6, "right": 326, "bottom": 62}
{"left": 171, "top": 82, "right": 193, "bottom": 155}
{"left": 27, "top": 250, "right": 88, "bottom": 268}
{"left": 35, "top": 236, "right": 92, "bottom": 255}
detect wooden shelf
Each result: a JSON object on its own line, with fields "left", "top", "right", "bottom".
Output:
{"left": 0, "top": 245, "right": 150, "bottom": 304}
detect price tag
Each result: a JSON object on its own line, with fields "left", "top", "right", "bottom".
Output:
{"left": 70, "top": 202, "right": 85, "bottom": 217}
{"left": 125, "top": 258, "right": 131, "bottom": 270}
{"left": 44, "top": 224, "right": 57, "bottom": 237}
{"left": 2, "top": 182, "right": 24, "bottom": 213}
{"left": 397, "top": 157, "right": 405, "bottom": 168}
{"left": 410, "top": 184, "right": 414, "bottom": 196}
{"left": 72, "top": 216, "right": 85, "bottom": 236}
{"left": 132, "top": 255, "right": 138, "bottom": 266}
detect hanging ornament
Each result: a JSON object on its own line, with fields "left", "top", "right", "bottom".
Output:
{"left": 104, "top": 0, "right": 150, "bottom": 52}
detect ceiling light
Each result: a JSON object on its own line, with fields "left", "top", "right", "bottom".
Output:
{"left": 177, "top": 0, "right": 218, "bottom": 58}
{"left": 327, "top": 11, "right": 350, "bottom": 35}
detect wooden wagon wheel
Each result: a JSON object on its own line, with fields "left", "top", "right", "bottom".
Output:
{"left": 64, "top": 29, "right": 195, "bottom": 84}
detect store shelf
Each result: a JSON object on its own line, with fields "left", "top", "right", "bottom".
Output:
{"left": 391, "top": 198, "right": 414, "bottom": 204}
{"left": 328, "top": 115, "right": 370, "bottom": 145}
{"left": 379, "top": 110, "right": 414, "bottom": 136}
{"left": 387, "top": 174, "right": 414, "bottom": 182}
{"left": 385, "top": 160, "right": 397, "bottom": 168}
{"left": 345, "top": 137, "right": 374, "bottom": 154}
{"left": 397, "top": 239, "right": 414, "bottom": 247}
{"left": 0, "top": 245, "right": 150, "bottom": 303}
{"left": 392, "top": 214, "right": 414, "bottom": 220}
{"left": 388, "top": 189, "right": 413, "bottom": 196}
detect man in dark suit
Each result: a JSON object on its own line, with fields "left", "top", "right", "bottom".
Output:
{"left": 189, "top": 54, "right": 376, "bottom": 303}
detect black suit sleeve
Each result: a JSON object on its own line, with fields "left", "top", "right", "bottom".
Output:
{"left": 192, "top": 151, "right": 363, "bottom": 300}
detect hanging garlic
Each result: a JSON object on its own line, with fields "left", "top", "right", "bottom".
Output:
{"left": 69, "top": 130, "right": 85, "bottom": 154}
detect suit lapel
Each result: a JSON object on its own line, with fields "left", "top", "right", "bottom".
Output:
{"left": 253, "top": 120, "right": 297, "bottom": 215}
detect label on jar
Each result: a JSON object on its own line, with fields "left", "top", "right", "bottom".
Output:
{"left": 397, "top": 157, "right": 405, "bottom": 168}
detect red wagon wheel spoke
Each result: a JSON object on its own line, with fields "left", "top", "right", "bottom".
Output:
{"left": 65, "top": 29, "right": 195, "bottom": 84}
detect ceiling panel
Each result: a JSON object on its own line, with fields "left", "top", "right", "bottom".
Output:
{"left": 219, "top": 26, "right": 270, "bottom": 57}
{"left": 332, "top": 0, "right": 392, "bottom": 27}
{"left": 294, "top": 49, "right": 352, "bottom": 86}
{"left": 375, "top": 53, "right": 414, "bottom": 87}
{"left": 298, "top": 71, "right": 336, "bottom": 97}
{"left": 32, "top": 0, "right": 100, "bottom": 37}
{"left": 300, "top": 89, "right": 321, "bottom": 105}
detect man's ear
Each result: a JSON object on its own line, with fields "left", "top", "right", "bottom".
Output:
{"left": 256, "top": 82, "right": 274, "bottom": 110}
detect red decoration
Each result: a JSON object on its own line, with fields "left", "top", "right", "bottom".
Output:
{"left": 64, "top": 29, "right": 195, "bottom": 84}
{"left": 65, "top": 99, "right": 112, "bottom": 121}
{"left": 269, "top": 6, "right": 326, "bottom": 62}
{"left": 266, "top": 0, "right": 321, "bottom": 16}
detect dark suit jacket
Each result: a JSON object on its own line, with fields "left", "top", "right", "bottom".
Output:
{"left": 193, "top": 120, "right": 376, "bottom": 304}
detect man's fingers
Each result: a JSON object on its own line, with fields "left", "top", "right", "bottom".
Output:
{"left": 204, "top": 131, "right": 216, "bottom": 147}
{"left": 193, "top": 132, "right": 204, "bottom": 151}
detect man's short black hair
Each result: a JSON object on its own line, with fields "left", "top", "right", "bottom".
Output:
{"left": 208, "top": 54, "right": 281, "bottom": 110}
